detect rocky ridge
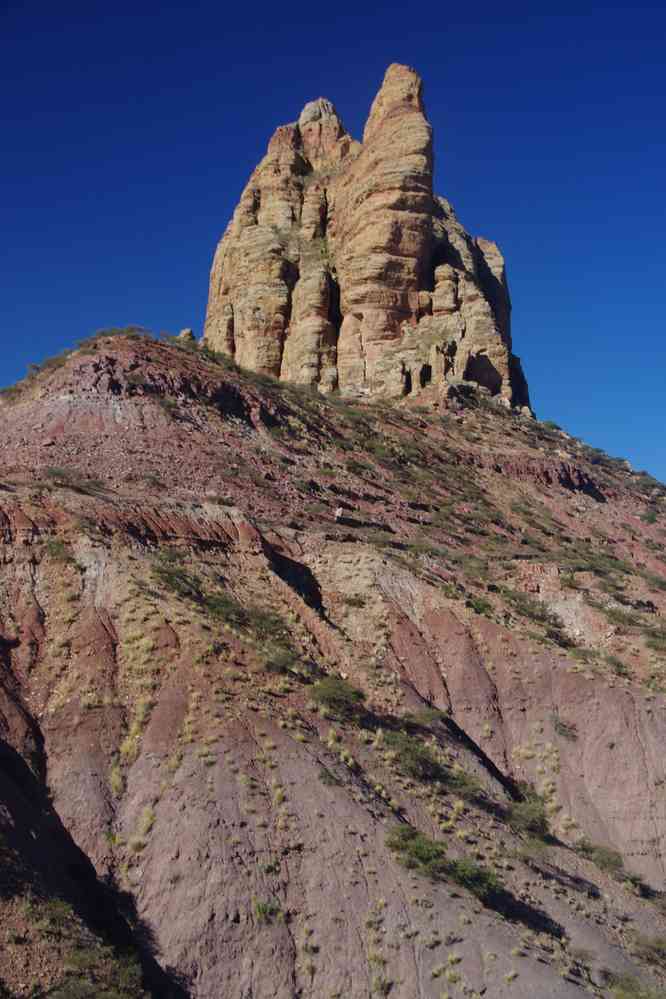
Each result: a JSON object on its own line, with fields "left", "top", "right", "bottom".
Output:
{"left": 0, "top": 331, "right": 665, "bottom": 998}
{"left": 204, "top": 64, "right": 531, "bottom": 409}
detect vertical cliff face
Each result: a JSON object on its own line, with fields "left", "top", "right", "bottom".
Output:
{"left": 204, "top": 63, "right": 530, "bottom": 406}
{"left": 331, "top": 64, "right": 434, "bottom": 396}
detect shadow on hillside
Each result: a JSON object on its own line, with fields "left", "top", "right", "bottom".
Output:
{"left": 559, "top": 468, "right": 607, "bottom": 503}
{"left": 335, "top": 516, "right": 396, "bottom": 532}
{"left": 484, "top": 886, "right": 564, "bottom": 938}
{"left": 360, "top": 706, "right": 522, "bottom": 821}
{"left": 0, "top": 739, "right": 190, "bottom": 998}
{"left": 527, "top": 859, "right": 601, "bottom": 899}
{"left": 269, "top": 548, "right": 325, "bottom": 613}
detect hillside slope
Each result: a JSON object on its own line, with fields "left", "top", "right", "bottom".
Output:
{"left": 1, "top": 331, "right": 666, "bottom": 998}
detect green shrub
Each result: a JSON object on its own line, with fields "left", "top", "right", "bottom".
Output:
{"left": 151, "top": 561, "right": 295, "bottom": 656}
{"left": 508, "top": 795, "right": 549, "bottom": 838}
{"left": 87, "top": 325, "right": 150, "bottom": 341}
{"left": 632, "top": 934, "right": 666, "bottom": 967}
{"left": 45, "top": 538, "right": 75, "bottom": 563}
{"left": 386, "top": 825, "right": 449, "bottom": 879}
{"left": 607, "top": 973, "right": 664, "bottom": 999}
{"left": 205, "top": 590, "right": 291, "bottom": 644}
{"left": 404, "top": 707, "right": 449, "bottom": 727}
{"left": 569, "top": 647, "right": 597, "bottom": 663}
{"left": 254, "top": 898, "right": 282, "bottom": 923}
{"left": 0, "top": 348, "right": 76, "bottom": 405}
{"left": 202, "top": 591, "right": 250, "bottom": 628}
{"left": 49, "top": 982, "right": 97, "bottom": 999}
{"left": 346, "top": 459, "right": 368, "bottom": 477}
{"left": 502, "top": 589, "right": 564, "bottom": 630}
{"left": 439, "top": 581, "right": 461, "bottom": 600}
{"left": 446, "top": 857, "right": 501, "bottom": 902}
{"left": 466, "top": 595, "right": 493, "bottom": 617}
{"left": 552, "top": 713, "right": 578, "bottom": 741}
{"left": 310, "top": 676, "right": 366, "bottom": 720}
{"left": 27, "top": 350, "right": 73, "bottom": 377}
{"left": 562, "top": 545, "right": 632, "bottom": 578}
{"left": 0, "top": 383, "right": 22, "bottom": 403}
{"left": 38, "top": 898, "right": 73, "bottom": 932}
{"left": 604, "top": 606, "right": 642, "bottom": 628}
{"left": 514, "top": 835, "right": 550, "bottom": 864}
{"left": 244, "top": 605, "right": 291, "bottom": 643}
{"left": 641, "top": 571, "right": 666, "bottom": 593}
{"left": 343, "top": 595, "right": 366, "bottom": 608}
{"left": 386, "top": 826, "right": 499, "bottom": 901}
{"left": 366, "top": 440, "right": 394, "bottom": 463}
{"left": 577, "top": 838, "right": 624, "bottom": 874}
{"left": 263, "top": 645, "right": 299, "bottom": 675}
{"left": 45, "top": 465, "right": 70, "bottom": 482}
{"left": 605, "top": 654, "right": 630, "bottom": 677}
{"left": 646, "top": 630, "right": 666, "bottom": 653}
{"left": 384, "top": 731, "right": 445, "bottom": 782}
{"left": 156, "top": 396, "right": 179, "bottom": 417}
{"left": 318, "top": 768, "right": 341, "bottom": 786}
{"left": 43, "top": 466, "right": 104, "bottom": 495}
{"left": 448, "top": 768, "right": 483, "bottom": 801}
{"left": 151, "top": 563, "right": 202, "bottom": 601}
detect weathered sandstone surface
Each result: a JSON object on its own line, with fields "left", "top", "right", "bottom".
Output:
{"left": 205, "top": 65, "right": 531, "bottom": 408}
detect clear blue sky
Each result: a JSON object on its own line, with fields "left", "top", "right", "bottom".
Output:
{"left": 2, "top": 2, "right": 664, "bottom": 480}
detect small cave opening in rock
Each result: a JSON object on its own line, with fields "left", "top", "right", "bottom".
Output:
{"left": 402, "top": 369, "right": 413, "bottom": 396}
{"left": 423, "top": 237, "right": 465, "bottom": 292}
{"left": 276, "top": 261, "right": 300, "bottom": 376}
{"left": 440, "top": 340, "right": 457, "bottom": 377}
{"left": 250, "top": 187, "right": 261, "bottom": 222}
{"left": 285, "top": 261, "right": 299, "bottom": 311}
{"left": 419, "top": 363, "right": 432, "bottom": 388}
{"left": 321, "top": 189, "right": 330, "bottom": 238}
{"left": 328, "top": 271, "right": 342, "bottom": 334}
{"left": 463, "top": 353, "right": 502, "bottom": 395}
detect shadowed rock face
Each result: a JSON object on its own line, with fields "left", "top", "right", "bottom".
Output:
{"left": 205, "top": 64, "right": 531, "bottom": 407}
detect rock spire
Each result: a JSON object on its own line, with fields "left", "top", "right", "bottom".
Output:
{"left": 204, "top": 63, "right": 530, "bottom": 408}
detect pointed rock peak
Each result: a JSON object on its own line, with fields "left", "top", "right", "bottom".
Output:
{"left": 384, "top": 62, "right": 423, "bottom": 88}
{"left": 205, "top": 63, "right": 528, "bottom": 409}
{"left": 297, "top": 97, "right": 351, "bottom": 171}
{"left": 363, "top": 63, "right": 426, "bottom": 142}
{"left": 266, "top": 121, "right": 302, "bottom": 156}
{"left": 298, "top": 97, "right": 341, "bottom": 128}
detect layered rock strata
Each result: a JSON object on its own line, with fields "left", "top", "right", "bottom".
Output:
{"left": 204, "top": 63, "right": 530, "bottom": 407}
{"left": 2, "top": 335, "right": 666, "bottom": 998}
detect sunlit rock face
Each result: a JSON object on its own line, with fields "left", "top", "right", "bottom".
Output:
{"left": 204, "top": 64, "right": 531, "bottom": 408}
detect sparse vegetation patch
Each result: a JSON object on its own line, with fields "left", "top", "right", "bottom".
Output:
{"left": 386, "top": 825, "right": 500, "bottom": 902}
{"left": 310, "top": 675, "right": 366, "bottom": 720}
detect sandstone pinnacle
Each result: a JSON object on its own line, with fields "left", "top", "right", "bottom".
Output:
{"left": 204, "top": 64, "right": 530, "bottom": 409}
{"left": 298, "top": 97, "right": 340, "bottom": 126}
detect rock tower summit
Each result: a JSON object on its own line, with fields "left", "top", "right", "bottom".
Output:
{"left": 204, "top": 63, "right": 530, "bottom": 408}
